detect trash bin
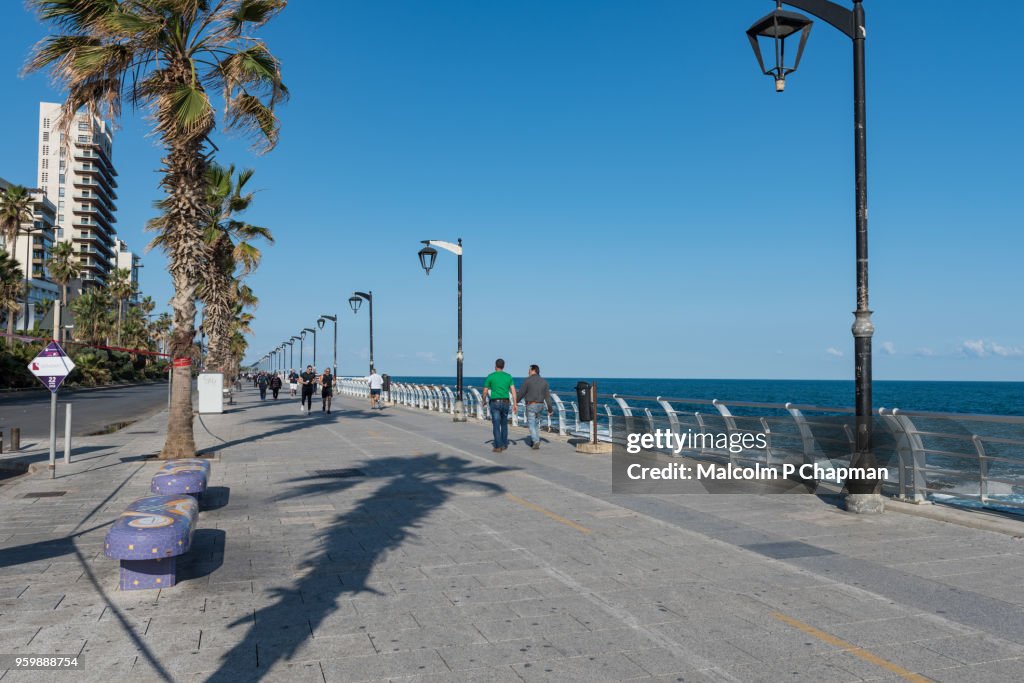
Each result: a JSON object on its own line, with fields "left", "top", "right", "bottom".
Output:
{"left": 382, "top": 374, "right": 391, "bottom": 401}
{"left": 576, "top": 381, "right": 594, "bottom": 423}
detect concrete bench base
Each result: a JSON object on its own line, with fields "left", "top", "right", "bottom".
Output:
{"left": 120, "top": 557, "right": 176, "bottom": 590}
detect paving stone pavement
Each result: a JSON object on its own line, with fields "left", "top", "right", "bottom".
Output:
{"left": 0, "top": 387, "right": 1022, "bottom": 682}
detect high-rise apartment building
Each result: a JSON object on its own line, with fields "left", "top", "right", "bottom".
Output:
{"left": 115, "top": 238, "right": 142, "bottom": 304}
{"left": 0, "top": 176, "right": 59, "bottom": 331}
{"left": 37, "top": 102, "right": 119, "bottom": 292}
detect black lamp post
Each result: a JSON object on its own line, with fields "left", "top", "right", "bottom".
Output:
{"left": 418, "top": 239, "right": 465, "bottom": 422}
{"left": 289, "top": 335, "right": 300, "bottom": 370}
{"left": 318, "top": 315, "right": 337, "bottom": 376}
{"left": 349, "top": 292, "right": 374, "bottom": 373}
{"left": 747, "top": 0, "right": 879, "bottom": 513}
{"left": 303, "top": 327, "right": 317, "bottom": 368}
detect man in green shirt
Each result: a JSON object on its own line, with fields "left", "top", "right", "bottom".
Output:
{"left": 482, "top": 358, "right": 517, "bottom": 452}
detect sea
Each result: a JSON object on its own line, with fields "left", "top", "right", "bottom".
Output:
{"left": 390, "top": 377, "right": 1024, "bottom": 416}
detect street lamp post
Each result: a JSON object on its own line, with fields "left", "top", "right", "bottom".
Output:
{"left": 290, "top": 336, "right": 301, "bottom": 370}
{"left": 418, "top": 238, "right": 465, "bottom": 422}
{"left": 303, "top": 327, "right": 317, "bottom": 368}
{"left": 348, "top": 292, "right": 374, "bottom": 372}
{"left": 318, "top": 315, "right": 338, "bottom": 376}
{"left": 746, "top": 0, "right": 879, "bottom": 513}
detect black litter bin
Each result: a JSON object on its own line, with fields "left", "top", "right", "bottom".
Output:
{"left": 576, "top": 381, "right": 594, "bottom": 423}
{"left": 382, "top": 374, "right": 391, "bottom": 400}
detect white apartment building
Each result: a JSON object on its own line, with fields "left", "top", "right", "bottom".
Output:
{"left": 38, "top": 101, "right": 119, "bottom": 292}
{"left": 0, "top": 176, "right": 59, "bottom": 331}
{"left": 114, "top": 238, "right": 142, "bottom": 304}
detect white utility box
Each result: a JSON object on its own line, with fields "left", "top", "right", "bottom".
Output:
{"left": 198, "top": 372, "right": 224, "bottom": 414}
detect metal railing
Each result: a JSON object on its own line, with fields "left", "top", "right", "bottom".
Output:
{"left": 336, "top": 378, "right": 1024, "bottom": 512}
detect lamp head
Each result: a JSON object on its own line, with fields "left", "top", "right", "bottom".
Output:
{"left": 348, "top": 296, "right": 362, "bottom": 313}
{"left": 418, "top": 245, "right": 438, "bottom": 275}
{"left": 746, "top": 3, "right": 813, "bottom": 93}
{"left": 317, "top": 318, "right": 325, "bottom": 330}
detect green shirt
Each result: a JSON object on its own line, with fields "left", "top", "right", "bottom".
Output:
{"left": 484, "top": 371, "right": 514, "bottom": 400}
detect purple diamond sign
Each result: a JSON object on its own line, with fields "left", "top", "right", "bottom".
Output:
{"left": 28, "top": 342, "right": 76, "bottom": 394}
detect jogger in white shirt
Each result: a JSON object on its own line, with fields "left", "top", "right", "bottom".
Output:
{"left": 367, "top": 369, "right": 384, "bottom": 410}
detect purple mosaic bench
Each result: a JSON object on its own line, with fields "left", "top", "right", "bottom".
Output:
{"left": 150, "top": 458, "right": 211, "bottom": 498}
{"left": 104, "top": 495, "right": 198, "bottom": 590}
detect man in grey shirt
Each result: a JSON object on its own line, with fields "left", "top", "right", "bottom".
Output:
{"left": 517, "top": 364, "right": 552, "bottom": 450}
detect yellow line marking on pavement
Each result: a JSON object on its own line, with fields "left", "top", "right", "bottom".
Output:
{"left": 769, "top": 611, "right": 933, "bottom": 682}
{"left": 505, "top": 494, "right": 592, "bottom": 535}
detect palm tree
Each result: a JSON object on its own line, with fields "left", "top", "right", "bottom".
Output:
{"left": 69, "top": 289, "right": 113, "bottom": 347}
{"left": 45, "top": 241, "right": 81, "bottom": 312}
{"left": 27, "top": 0, "right": 287, "bottom": 459}
{"left": 0, "top": 185, "right": 35, "bottom": 334}
{"left": 0, "top": 250, "right": 24, "bottom": 341}
{"left": 107, "top": 267, "right": 133, "bottom": 346}
{"left": 201, "top": 164, "right": 271, "bottom": 380}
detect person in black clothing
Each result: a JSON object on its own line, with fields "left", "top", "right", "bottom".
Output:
{"left": 321, "top": 368, "right": 334, "bottom": 413}
{"left": 269, "top": 373, "right": 283, "bottom": 399}
{"left": 257, "top": 372, "right": 268, "bottom": 400}
{"left": 299, "top": 365, "right": 316, "bottom": 414}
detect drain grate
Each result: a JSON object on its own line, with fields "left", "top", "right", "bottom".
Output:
{"left": 23, "top": 491, "right": 67, "bottom": 498}
{"left": 311, "top": 469, "right": 366, "bottom": 479}
{"left": 742, "top": 541, "right": 835, "bottom": 559}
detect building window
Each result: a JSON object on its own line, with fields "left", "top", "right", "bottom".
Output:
{"left": 42, "top": 131, "right": 49, "bottom": 142}
{"left": 42, "top": 158, "right": 48, "bottom": 169}
{"left": 59, "top": 160, "right": 65, "bottom": 170}
{"left": 77, "top": 135, "right": 88, "bottom": 143}
{"left": 59, "top": 147, "right": 66, "bottom": 158}
{"left": 42, "top": 145, "right": 49, "bottom": 155}
{"left": 60, "top": 133, "right": 65, "bottom": 143}
{"left": 58, "top": 201, "right": 65, "bottom": 211}
{"left": 43, "top": 118, "right": 50, "bottom": 128}
{"left": 41, "top": 172, "right": 48, "bottom": 183}
{"left": 78, "top": 121, "right": 89, "bottom": 131}
{"left": 58, "top": 188, "right": 65, "bottom": 197}
{"left": 58, "top": 174, "right": 65, "bottom": 184}
{"left": 56, "top": 228, "right": 63, "bottom": 238}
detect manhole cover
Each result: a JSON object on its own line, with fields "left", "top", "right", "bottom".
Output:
{"left": 742, "top": 541, "right": 835, "bottom": 559}
{"left": 23, "top": 491, "right": 67, "bottom": 498}
{"left": 311, "top": 469, "right": 366, "bottom": 479}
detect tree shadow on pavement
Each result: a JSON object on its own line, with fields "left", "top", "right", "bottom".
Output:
{"left": 203, "top": 453, "right": 513, "bottom": 683}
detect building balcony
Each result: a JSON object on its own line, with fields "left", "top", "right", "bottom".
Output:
{"left": 73, "top": 164, "right": 118, "bottom": 190}
{"left": 73, "top": 201, "right": 117, "bottom": 224}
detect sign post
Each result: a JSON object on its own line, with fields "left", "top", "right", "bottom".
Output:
{"left": 27, "top": 342, "right": 76, "bottom": 479}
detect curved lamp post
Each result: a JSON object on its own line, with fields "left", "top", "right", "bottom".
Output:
{"left": 417, "top": 238, "right": 465, "bottom": 422}
{"left": 289, "top": 336, "right": 301, "bottom": 370}
{"left": 302, "top": 327, "right": 317, "bottom": 368}
{"left": 746, "top": 0, "right": 879, "bottom": 513}
{"left": 348, "top": 292, "right": 374, "bottom": 373}
{"left": 318, "top": 315, "right": 338, "bottom": 376}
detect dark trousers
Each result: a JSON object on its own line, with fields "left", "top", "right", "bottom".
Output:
{"left": 272, "top": 388, "right": 279, "bottom": 399}
{"left": 301, "top": 387, "right": 314, "bottom": 410}
{"left": 489, "top": 399, "right": 510, "bottom": 448}
{"left": 259, "top": 386, "right": 267, "bottom": 399}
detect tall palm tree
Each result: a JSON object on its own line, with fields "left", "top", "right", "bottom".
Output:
{"left": 107, "top": 267, "right": 133, "bottom": 346}
{"left": 150, "top": 312, "right": 172, "bottom": 355}
{"left": 69, "top": 288, "right": 113, "bottom": 347}
{"left": 201, "top": 164, "right": 271, "bottom": 380}
{"left": 46, "top": 241, "right": 81, "bottom": 311}
{"left": 0, "top": 185, "right": 35, "bottom": 334}
{"left": 0, "top": 250, "right": 24, "bottom": 342}
{"left": 27, "top": 0, "right": 287, "bottom": 459}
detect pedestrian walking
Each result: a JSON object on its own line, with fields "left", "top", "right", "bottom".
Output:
{"left": 482, "top": 358, "right": 517, "bottom": 452}
{"left": 321, "top": 367, "right": 335, "bottom": 413}
{"left": 288, "top": 369, "right": 299, "bottom": 397}
{"left": 516, "top": 364, "right": 553, "bottom": 450}
{"left": 299, "top": 365, "right": 316, "bottom": 414}
{"left": 367, "top": 367, "right": 384, "bottom": 410}
{"left": 257, "top": 372, "right": 268, "bottom": 400}
{"left": 270, "top": 373, "right": 282, "bottom": 399}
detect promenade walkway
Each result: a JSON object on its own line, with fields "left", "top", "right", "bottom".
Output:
{"left": 0, "top": 388, "right": 1022, "bottom": 682}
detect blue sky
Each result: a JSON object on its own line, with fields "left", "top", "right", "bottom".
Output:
{"left": 0, "top": 1, "right": 1021, "bottom": 381}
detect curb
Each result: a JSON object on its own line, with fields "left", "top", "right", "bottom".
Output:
{"left": 885, "top": 498, "right": 1024, "bottom": 539}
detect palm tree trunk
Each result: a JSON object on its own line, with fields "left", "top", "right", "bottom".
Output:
{"left": 117, "top": 298, "right": 123, "bottom": 346}
{"left": 158, "top": 130, "right": 208, "bottom": 460}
